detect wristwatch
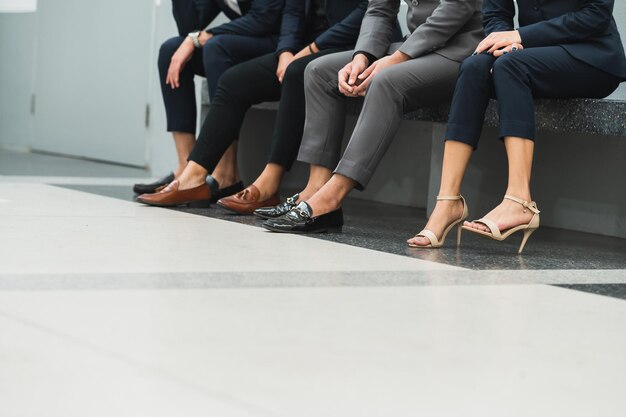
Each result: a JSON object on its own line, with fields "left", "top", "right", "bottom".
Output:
{"left": 188, "top": 31, "right": 201, "bottom": 48}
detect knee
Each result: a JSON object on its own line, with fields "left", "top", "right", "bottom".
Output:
{"left": 213, "top": 66, "right": 244, "bottom": 101}
{"left": 363, "top": 69, "right": 404, "bottom": 106}
{"left": 491, "top": 53, "right": 527, "bottom": 81}
{"left": 202, "top": 35, "right": 228, "bottom": 61}
{"left": 304, "top": 56, "right": 336, "bottom": 89}
{"left": 458, "top": 54, "right": 493, "bottom": 79}
{"left": 283, "top": 59, "right": 306, "bottom": 86}
{"left": 159, "top": 36, "right": 184, "bottom": 66}
{"left": 367, "top": 69, "right": 395, "bottom": 94}
{"left": 304, "top": 59, "right": 324, "bottom": 88}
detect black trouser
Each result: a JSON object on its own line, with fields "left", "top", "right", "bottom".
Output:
{"left": 188, "top": 48, "right": 343, "bottom": 172}
{"left": 445, "top": 46, "right": 621, "bottom": 148}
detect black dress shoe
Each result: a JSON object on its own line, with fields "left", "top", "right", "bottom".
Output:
{"left": 262, "top": 201, "right": 343, "bottom": 233}
{"left": 206, "top": 176, "right": 244, "bottom": 203}
{"left": 133, "top": 172, "right": 175, "bottom": 195}
{"left": 253, "top": 193, "right": 299, "bottom": 219}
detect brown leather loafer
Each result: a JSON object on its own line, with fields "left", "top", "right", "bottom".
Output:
{"left": 136, "top": 180, "right": 211, "bottom": 207}
{"left": 217, "top": 184, "right": 280, "bottom": 214}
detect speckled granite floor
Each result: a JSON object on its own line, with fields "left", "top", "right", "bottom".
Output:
{"left": 59, "top": 184, "right": 626, "bottom": 272}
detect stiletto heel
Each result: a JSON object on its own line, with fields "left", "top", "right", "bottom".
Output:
{"left": 462, "top": 195, "right": 541, "bottom": 254}
{"left": 456, "top": 223, "right": 463, "bottom": 246}
{"left": 408, "top": 195, "right": 468, "bottom": 248}
{"left": 518, "top": 227, "right": 537, "bottom": 254}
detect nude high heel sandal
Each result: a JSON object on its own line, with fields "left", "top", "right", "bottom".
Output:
{"left": 461, "top": 195, "right": 540, "bottom": 254}
{"left": 408, "top": 195, "right": 468, "bottom": 248}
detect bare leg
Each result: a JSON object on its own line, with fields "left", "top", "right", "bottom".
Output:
{"left": 407, "top": 141, "right": 472, "bottom": 247}
{"left": 172, "top": 160, "right": 209, "bottom": 190}
{"left": 210, "top": 141, "right": 240, "bottom": 188}
{"left": 305, "top": 174, "right": 356, "bottom": 216}
{"left": 172, "top": 132, "right": 196, "bottom": 177}
{"left": 465, "top": 136, "right": 535, "bottom": 233}
{"left": 297, "top": 165, "right": 334, "bottom": 202}
{"left": 251, "top": 163, "right": 285, "bottom": 201}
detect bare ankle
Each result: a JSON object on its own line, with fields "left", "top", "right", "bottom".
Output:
{"left": 298, "top": 185, "right": 323, "bottom": 202}
{"left": 505, "top": 188, "right": 532, "bottom": 201}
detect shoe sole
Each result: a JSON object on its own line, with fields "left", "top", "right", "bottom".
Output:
{"left": 137, "top": 200, "right": 212, "bottom": 208}
{"left": 216, "top": 201, "right": 256, "bottom": 215}
{"left": 262, "top": 224, "right": 343, "bottom": 234}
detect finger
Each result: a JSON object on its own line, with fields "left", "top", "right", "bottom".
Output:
{"left": 338, "top": 67, "right": 349, "bottom": 84}
{"left": 348, "top": 66, "right": 360, "bottom": 86}
{"left": 338, "top": 71, "right": 354, "bottom": 93}
{"left": 488, "top": 40, "right": 510, "bottom": 54}
{"left": 354, "top": 73, "right": 374, "bottom": 95}
{"left": 474, "top": 39, "right": 494, "bottom": 54}
{"left": 358, "top": 65, "right": 374, "bottom": 80}
{"left": 492, "top": 48, "right": 505, "bottom": 58}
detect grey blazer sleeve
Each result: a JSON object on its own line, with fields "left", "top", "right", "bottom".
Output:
{"left": 353, "top": 0, "right": 400, "bottom": 59}
{"left": 399, "top": 0, "right": 479, "bottom": 58}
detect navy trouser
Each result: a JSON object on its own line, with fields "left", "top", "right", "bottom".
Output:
{"left": 188, "top": 48, "right": 344, "bottom": 173}
{"left": 445, "top": 46, "right": 621, "bottom": 148}
{"left": 158, "top": 35, "right": 277, "bottom": 134}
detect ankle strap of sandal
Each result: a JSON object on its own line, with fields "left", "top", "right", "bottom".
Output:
{"left": 436, "top": 195, "right": 462, "bottom": 201}
{"left": 504, "top": 195, "right": 540, "bottom": 214}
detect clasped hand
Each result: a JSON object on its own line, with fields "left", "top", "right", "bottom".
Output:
{"left": 338, "top": 51, "right": 409, "bottom": 97}
{"left": 474, "top": 30, "right": 523, "bottom": 57}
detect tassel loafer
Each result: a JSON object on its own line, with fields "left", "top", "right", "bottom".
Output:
{"left": 262, "top": 201, "right": 343, "bottom": 234}
{"left": 136, "top": 180, "right": 212, "bottom": 207}
{"left": 253, "top": 193, "right": 299, "bottom": 219}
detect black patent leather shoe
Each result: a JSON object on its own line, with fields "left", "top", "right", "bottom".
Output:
{"left": 262, "top": 201, "right": 343, "bottom": 233}
{"left": 206, "top": 176, "right": 244, "bottom": 203}
{"left": 253, "top": 193, "right": 299, "bottom": 219}
{"left": 133, "top": 172, "right": 175, "bottom": 195}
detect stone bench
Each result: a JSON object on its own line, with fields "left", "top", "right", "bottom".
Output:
{"left": 251, "top": 97, "right": 626, "bottom": 136}
{"left": 203, "top": 88, "right": 626, "bottom": 238}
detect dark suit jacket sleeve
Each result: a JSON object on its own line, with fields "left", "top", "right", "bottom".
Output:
{"left": 516, "top": 0, "right": 615, "bottom": 47}
{"left": 208, "top": 0, "right": 284, "bottom": 37}
{"left": 314, "top": 1, "right": 368, "bottom": 50}
{"left": 482, "top": 0, "right": 515, "bottom": 36}
{"left": 398, "top": 0, "right": 479, "bottom": 58}
{"left": 172, "top": 0, "right": 222, "bottom": 34}
{"left": 275, "top": 0, "right": 306, "bottom": 54}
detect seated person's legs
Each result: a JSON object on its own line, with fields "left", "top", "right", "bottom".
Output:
{"left": 250, "top": 50, "right": 352, "bottom": 203}
{"left": 264, "top": 51, "right": 461, "bottom": 232}
{"left": 137, "top": 53, "right": 282, "bottom": 207}
{"left": 410, "top": 47, "right": 621, "bottom": 252}
{"left": 407, "top": 53, "right": 493, "bottom": 248}
{"left": 135, "top": 33, "right": 277, "bottom": 194}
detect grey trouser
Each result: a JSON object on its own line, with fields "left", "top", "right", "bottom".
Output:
{"left": 297, "top": 46, "right": 461, "bottom": 190}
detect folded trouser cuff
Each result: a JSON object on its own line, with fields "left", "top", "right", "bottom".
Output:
{"left": 444, "top": 122, "right": 482, "bottom": 149}
{"left": 499, "top": 120, "right": 535, "bottom": 142}
{"left": 297, "top": 145, "right": 341, "bottom": 171}
{"left": 334, "top": 158, "right": 373, "bottom": 191}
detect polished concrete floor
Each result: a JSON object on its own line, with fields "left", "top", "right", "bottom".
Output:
{"left": 1, "top": 149, "right": 625, "bottom": 416}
